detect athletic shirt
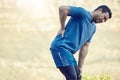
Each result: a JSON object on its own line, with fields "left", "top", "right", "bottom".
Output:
{"left": 50, "top": 6, "right": 96, "bottom": 54}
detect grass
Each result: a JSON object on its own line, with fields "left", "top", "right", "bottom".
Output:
{"left": 82, "top": 73, "right": 112, "bottom": 80}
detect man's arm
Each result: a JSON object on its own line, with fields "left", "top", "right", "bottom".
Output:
{"left": 59, "top": 6, "right": 70, "bottom": 30}
{"left": 78, "top": 42, "right": 90, "bottom": 73}
{"left": 57, "top": 6, "right": 70, "bottom": 37}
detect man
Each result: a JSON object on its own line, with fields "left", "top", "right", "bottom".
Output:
{"left": 50, "top": 5, "right": 112, "bottom": 80}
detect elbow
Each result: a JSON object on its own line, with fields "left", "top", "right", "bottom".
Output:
{"left": 85, "top": 42, "right": 90, "bottom": 46}
{"left": 59, "top": 6, "right": 69, "bottom": 15}
{"left": 59, "top": 6, "right": 65, "bottom": 12}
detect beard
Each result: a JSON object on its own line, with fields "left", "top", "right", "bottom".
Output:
{"left": 92, "top": 18, "right": 97, "bottom": 23}
{"left": 93, "top": 18, "right": 102, "bottom": 23}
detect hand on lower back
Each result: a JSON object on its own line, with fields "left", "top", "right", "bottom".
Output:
{"left": 57, "top": 29, "right": 65, "bottom": 37}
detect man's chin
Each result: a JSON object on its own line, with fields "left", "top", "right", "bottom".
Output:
{"left": 95, "top": 21, "right": 98, "bottom": 23}
{"left": 94, "top": 21, "right": 101, "bottom": 23}
{"left": 93, "top": 20, "right": 97, "bottom": 23}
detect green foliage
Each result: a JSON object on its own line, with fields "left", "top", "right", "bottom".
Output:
{"left": 82, "top": 74, "right": 111, "bottom": 80}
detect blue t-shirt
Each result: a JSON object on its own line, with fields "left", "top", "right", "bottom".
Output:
{"left": 50, "top": 6, "right": 96, "bottom": 54}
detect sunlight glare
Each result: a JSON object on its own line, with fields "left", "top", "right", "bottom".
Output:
{"left": 17, "top": 0, "right": 44, "bottom": 11}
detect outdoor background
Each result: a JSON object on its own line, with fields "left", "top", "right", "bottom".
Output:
{"left": 0, "top": 0, "right": 120, "bottom": 80}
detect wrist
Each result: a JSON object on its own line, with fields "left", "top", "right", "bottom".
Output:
{"left": 60, "top": 25, "right": 65, "bottom": 29}
{"left": 60, "top": 28, "right": 65, "bottom": 30}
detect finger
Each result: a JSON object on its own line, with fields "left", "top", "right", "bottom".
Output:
{"left": 62, "top": 30, "right": 65, "bottom": 38}
{"left": 62, "top": 33, "right": 64, "bottom": 38}
{"left": 62, "top": 33, "right": 63, "bottom": 37}
{"left": 57, "top": 30, "right": 61, "bottom": 35}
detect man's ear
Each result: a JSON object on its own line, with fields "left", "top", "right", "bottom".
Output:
{"left": 98, "top": 8, "right": 103, "bottom": 13}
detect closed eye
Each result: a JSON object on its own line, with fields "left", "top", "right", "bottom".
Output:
{"left": 104, "top": 16, "right": 107, "bottom": 22}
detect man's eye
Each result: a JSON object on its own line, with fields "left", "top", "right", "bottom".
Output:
{"left": 104, "top": 18, "right": 106, "bottom": 22}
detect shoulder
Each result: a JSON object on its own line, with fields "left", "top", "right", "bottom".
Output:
{"left": 68, "top": 6, "right": 88, "bottom": 17}
{"left": 59, "top": 5, "right": 70, "bottom": 12}
{"left": 69, "top": 6, "right": 86, "bottom": 12}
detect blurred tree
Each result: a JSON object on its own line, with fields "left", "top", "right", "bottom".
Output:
{"left": 0, "top": 0, "right": 5, "bottom": 8}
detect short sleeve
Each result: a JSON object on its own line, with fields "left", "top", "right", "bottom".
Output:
{"left": 87, "top": 37, "right": 92, "bottom": 42}
{"left": 87, "top": 28, "right": 96, "bottom": 42}
{"left": 68, "top": 6, "right": 87, "bottom": 17}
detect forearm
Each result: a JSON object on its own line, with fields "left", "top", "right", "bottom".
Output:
{"left": 59, "top": 6, "right": 70, "bottom": 29}
{"left": 78, "top": 43, "right": 89, "bottom": 70}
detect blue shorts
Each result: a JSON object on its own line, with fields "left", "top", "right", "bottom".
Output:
{"left": 50, "top": 48, "right": 77, "bottom": 68}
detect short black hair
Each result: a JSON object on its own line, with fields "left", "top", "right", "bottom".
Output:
{"left": 94, "top": 5, "right": 112, "bottom": 18}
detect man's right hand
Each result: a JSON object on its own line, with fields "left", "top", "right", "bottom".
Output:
{"left": 57, "top": 29, "right": 65, "bottom": 38}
